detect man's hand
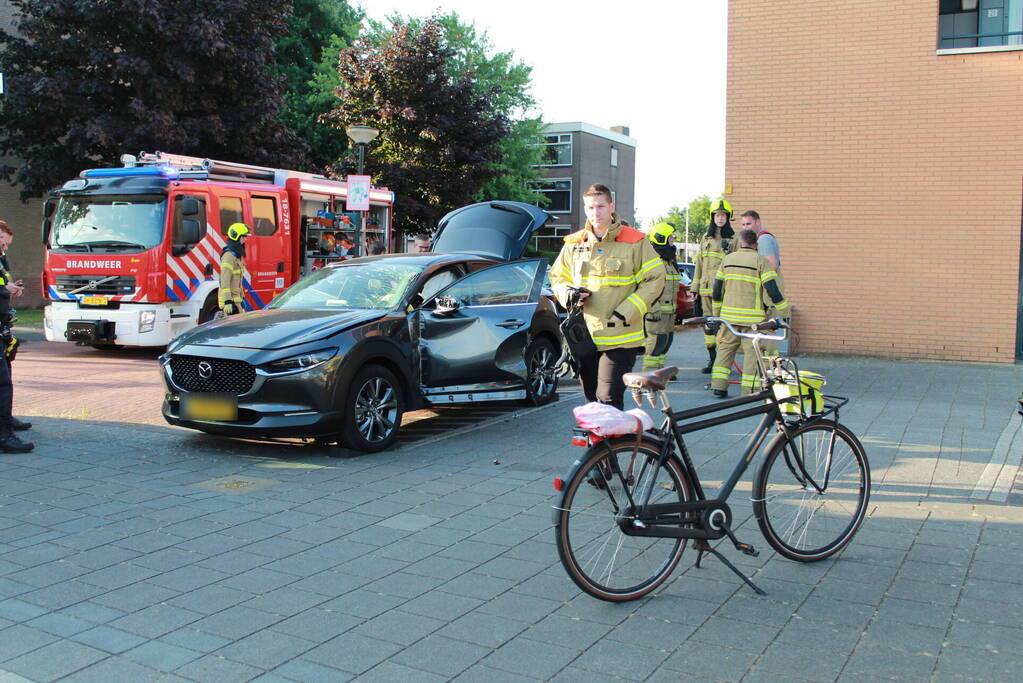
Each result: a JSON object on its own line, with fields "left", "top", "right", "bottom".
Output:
{"left": 222, "top": 302, "right": 237, "bottom": 316}
{"left": 5, "top": 282, "right": 22, "bottom": 297}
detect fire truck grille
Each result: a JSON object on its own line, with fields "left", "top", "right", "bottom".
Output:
{"left": 170, "top": 356, "right": 256, "bottom": 394}
{"left": 55, "top": 275, "right": 137, "bottom": 296}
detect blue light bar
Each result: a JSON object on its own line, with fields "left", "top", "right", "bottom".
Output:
{"left": 82, "top": 165, "right": 179, "bottom": 179}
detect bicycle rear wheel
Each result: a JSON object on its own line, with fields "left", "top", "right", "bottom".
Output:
{"left": 554, "top": 438, "right": 693, "bottom": 601}
{"left": 753, "top": 420, "right": 869, "bottom": 562}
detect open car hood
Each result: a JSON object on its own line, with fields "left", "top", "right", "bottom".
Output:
{"left": 431, "top": 201, "right": 550, "bottom": 261}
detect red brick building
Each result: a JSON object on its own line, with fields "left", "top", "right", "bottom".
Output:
{"left": 727, "top": 0, "right": 1023, "bottom": 362}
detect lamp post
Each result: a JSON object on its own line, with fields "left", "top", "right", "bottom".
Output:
{"left": 345, "top": 124, "right": 380, "bottom": 255}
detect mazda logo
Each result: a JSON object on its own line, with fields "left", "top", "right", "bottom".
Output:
{"left": 197, "top": 361, "right": 214, "bottom": 380}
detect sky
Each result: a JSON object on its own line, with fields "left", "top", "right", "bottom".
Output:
{"left": 362, "top": 1, "right": 728, "bottom": 226}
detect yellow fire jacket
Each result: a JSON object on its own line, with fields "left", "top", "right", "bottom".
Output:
{"left": 550, "top": 218, "right": 665, "bottom": 351}
{"left": 218, "top": 250, "right": 244, "bottom": 311}
{"left": 711, "top": 246, "right": 788, "bottom": 325}
{"left": 692, "top": 232, "right": 736, "bottom": 297}
{"left": 646, "top": 260, "right": 680, "bottom": 335}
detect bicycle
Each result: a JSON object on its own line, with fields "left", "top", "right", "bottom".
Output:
{"left": 553, "top": 316, "right": 870, "bottom": 602}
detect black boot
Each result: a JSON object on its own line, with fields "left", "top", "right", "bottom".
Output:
{"left": 10, "top": 417, "right": 30, "bottom": 431}
{"left": 0, "top": 427, "right": 33, "bottom": 453}
{"left": 701, "top": 347, "right": 716, "bottom": 374}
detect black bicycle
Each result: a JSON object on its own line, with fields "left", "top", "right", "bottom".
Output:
{"left": 553, "top": 317, "right": 870, "bottom": 602}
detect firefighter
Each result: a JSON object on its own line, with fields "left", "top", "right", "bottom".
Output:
{"left": 710, "top": 228, "right": 789, "bottom": 398}
{"left": 0, "top": 268, "right": 31, "bottom": 452}
{"left": 219, "top": 222, "right": 249, "bottom": 316}
{"left": 692, "top": 199, "right": 736, "bottom": 374}
{"left": 549, "top": 184, "right": 665, "bottom": 410}
{"left": 642, "top": 222, "right": 681, "bottom": 371}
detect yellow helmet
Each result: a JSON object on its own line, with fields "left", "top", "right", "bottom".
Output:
{"left": 649, "top": 222, "right": 675, "bottom": 246}
{"left": 709, "top": 199, "right": 733, "bottom": 220}
{"left": 227, "top": 222, "right": 251, "bottom": 241}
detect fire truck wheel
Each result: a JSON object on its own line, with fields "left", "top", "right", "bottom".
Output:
{"left": 198, "top": 295, "right": 220, "bottom": 324}
{"left": 340, "top": 364, "right": 404, "bottom": 453}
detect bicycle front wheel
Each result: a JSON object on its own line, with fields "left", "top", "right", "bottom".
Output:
{"left": 753, "top": 420, "right": 870, "bottom": 562}
{"left": 554, "top": 438, "right": 694, "bottom": 601}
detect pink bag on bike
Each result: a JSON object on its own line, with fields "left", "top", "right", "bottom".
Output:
{"left": 572, "top": 402, "right": 654, "bottom": 437}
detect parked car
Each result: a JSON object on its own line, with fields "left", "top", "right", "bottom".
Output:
{"left": 675, "top": 276, "right": 697, "bottom": 323}
{"left": 160, "top": 201, "right": 561, "bottom": 452}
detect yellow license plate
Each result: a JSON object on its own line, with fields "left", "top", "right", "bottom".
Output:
{"left": 181, "top": 393, "right": 238, "bottom": 421}
{"left": 80, "top": 296, "right": 109, "bottom": 306}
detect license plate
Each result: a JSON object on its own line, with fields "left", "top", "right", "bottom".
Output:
{"left": 181, "top": 393, "right": 238, "bottom": 421}
{"left": 80, "top": 295, "right": 109, "bottom": 306}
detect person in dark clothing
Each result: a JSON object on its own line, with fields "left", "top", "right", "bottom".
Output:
{"left": 0, "top": 266, "right": 32, "bottom": 452}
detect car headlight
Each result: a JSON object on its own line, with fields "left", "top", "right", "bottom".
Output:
{"left": 139, "top": 310, "right": 157, "bottom": 333}
{"left": 260, "top": 348, "right": 337, "bottom": 375}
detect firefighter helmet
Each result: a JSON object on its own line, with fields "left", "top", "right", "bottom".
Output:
{"left": 227, "top": 222, "right": 251, "bottom": 241}
{"left": 649, "top": 222, "right": 675, "bottom": 246}
{"left": 709, "top": 199, "right": 733, "bottom": 219}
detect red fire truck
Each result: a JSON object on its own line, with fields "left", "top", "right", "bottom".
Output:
{"left": 41, "top": 152, "right": 394, "bottom": 347}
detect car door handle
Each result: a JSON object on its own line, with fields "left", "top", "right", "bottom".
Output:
{"left": 496, "top": 319, "right": 526, "bottom": 329}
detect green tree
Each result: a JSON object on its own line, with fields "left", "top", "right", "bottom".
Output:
{"left": 654, "top": 194, "right": 714, "bottom": 242}
{"left": 359, "top": 12, "right": 546, "bottom": 207}
{"left": 322, "top": 17, "right": 511, "bottom": 236}
{"left": 275, "top": 0, "right": 363, "bottom": 170}
{"left": 0, "top": 0, "right": 307, "bottom": 199}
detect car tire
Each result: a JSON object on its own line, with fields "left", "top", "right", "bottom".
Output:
{"left": 522, "top": 337, "right": 559, "bottom": 406}
{"left": 341, "top": 364, "right": 404, "bottom": 453}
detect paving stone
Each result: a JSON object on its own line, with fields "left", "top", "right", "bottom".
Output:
{"left": 845, "top": 642, "right": 938, "bottom": 680}
{"left": 123, "top": 640, "right": 205, "bottom": 672}
{"left": 353, "top": 661, "right": 448, "bottom": 682}
{"left": 352, "top": 609, "right": 445, "bottom": 646}
{"left": 401, "top": 590, "right": 483, "bottom": 622}
{"left": 774, "top": 616, "right": 861, "bottom": 656}
{"left": 174, "top": 654, "right": 266, "bottom": 682}
{"left": 63, "top": 657, "right": 165, "bottom": 683}
{"left": 569, "top": 641, "right": 669, "bottom": 681}
{"left": 4, "top": 639, "right": 107, "bottom": 681}
{"left": 303, "top": 632, "right": 404, "bottom": 675}
{"left": 476, "top": 591, "right": 561, "bottom": 624}
{"left": 391, "top": 634, "right": 491, "bottom": 678}
{"left": 274, "top": 658, "right": 355, "bottom": 682}
{"left": 692, "top": 616, "right": 781, "bottom": 654}
{"left": 159, "top": 627, "right": 232, "bottom": 653}
{"left": 108, "top": 603, "right": 202, "bottom": 638}
{"left": 662, "top": 640, "right": 759, "bottom": 680}
{"left": 754, "top": 642, "right": 849, "bottom": 682}
{"left": 166, "top": 584, "right": 254, "bottom": 615}
{"left": 0, "top": 623, "right": 59, "bottom": 660}
{"left": 935, "top": 644, "right": 1023, "bottom": 682}
{"left": 24, "top": 611, "right": 91, "bottom": 637}
{"left": 270, "top": 609, "right": 363, "bottom": 642}
{"left": 90, "top": 582, "right": 180, "bottom": 612}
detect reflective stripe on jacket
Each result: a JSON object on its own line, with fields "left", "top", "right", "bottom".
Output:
{"left": 711, "top": 246, "right": 788, "bottom": 325}
{"left": 646, "top": 261, "right": 680, "bottom": 336}
{"left": 550, "top": 218, "right": 666, "bottom": 352}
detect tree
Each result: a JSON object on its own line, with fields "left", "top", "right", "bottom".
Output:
{"left": 0, "top": 0, "right": 307, "bottom": 200}
{"left": 322, "top": 17, "right": 510, "bottom": 236}
{"left": 275, "top": 0, "right": 363, "bottom": 170}
{"left": 654, "top": 195, "right": 714, "bottom": 242}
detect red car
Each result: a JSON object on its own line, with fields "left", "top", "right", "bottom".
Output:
{"left": 675, "top": 263, "right": 697, "bottom": 323}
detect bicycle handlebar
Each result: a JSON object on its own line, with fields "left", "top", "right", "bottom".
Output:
{"left": 681, "top": 316, "right": 789, "bottom": 342}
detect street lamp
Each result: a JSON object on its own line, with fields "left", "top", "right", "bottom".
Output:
{"left": 345, "top": 125, "right": 380, "bottom": 254}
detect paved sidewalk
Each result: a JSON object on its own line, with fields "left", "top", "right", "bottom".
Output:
{"left": 0, "top": 327, "right": 1021, "bottom": 681}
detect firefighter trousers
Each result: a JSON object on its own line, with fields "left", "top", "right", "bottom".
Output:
{"left": 700, "top": 294, "right": 717, "bottom": 348}
{"left": 711, "top": 326, "right": 763, "bottom": 394}
{"left": 642, "top": 332, "right": 674, "bottom": 370}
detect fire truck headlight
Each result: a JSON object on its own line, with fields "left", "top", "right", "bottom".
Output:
{"left": 139, "top": 310, "right": 157, "bottom": 333}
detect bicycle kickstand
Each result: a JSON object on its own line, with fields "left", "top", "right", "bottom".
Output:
{"left": 693, "top": 537, "right": 767, "bottom": 596}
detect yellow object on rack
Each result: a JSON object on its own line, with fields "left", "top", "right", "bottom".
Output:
{"left": 772, "top": 370, "right": 826, "bottom": 415}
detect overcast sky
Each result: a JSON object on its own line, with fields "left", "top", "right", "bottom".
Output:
{"left": 362, "top": 1, "right": 728, "bottom": 225}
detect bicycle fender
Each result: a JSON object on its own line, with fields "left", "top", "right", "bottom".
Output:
{"left": 551, "top": 435, "right": 667, "bottom": 525}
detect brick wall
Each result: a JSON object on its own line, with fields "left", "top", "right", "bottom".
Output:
{"left": 727, "top": 0, "right": 1023, "bottom": 363}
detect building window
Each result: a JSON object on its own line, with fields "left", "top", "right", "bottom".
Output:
{"left": 531, "top": 179, "right": 572, "bottom": 213}
{"left": 537, "top": 134, "right": 572, "bottom": 167}
{"left": 939, "top": 0, "right": 1023, "bottom": 49}
{"left": 610, "top": 147, "right": 618, "bottom": 168}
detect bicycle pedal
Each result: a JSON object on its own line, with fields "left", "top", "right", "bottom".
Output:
{"left": 736, "top": 542, "right": 759, "bottom": 557}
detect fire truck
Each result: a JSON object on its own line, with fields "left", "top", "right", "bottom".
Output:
{"left": 41, "top": 152, "right": 394, "bottom": 347}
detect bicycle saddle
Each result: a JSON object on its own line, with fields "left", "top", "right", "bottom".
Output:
{"left": 623, "top": 366, "right": 678, "bottom": 391}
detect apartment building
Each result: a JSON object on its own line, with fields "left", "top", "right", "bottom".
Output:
{"left": 531, "top": 122, "right": 636, "bottom": 253}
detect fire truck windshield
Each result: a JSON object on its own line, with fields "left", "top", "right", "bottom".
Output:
{"left": 51, "top": 194, "right": 167, "bottom": 252}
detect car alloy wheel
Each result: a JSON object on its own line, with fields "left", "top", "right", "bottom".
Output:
{"left": 342, "top": 364, "right": 404, "bottom": 452}
{"left": 523, "top": 337, "right": 559, "bottom": 406}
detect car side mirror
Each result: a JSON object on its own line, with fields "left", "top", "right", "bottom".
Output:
{"left": 433, "top": 295, "right": 461, "bottom": 317}
{"left": 42, "top": 218, "right": 52, "bottom": 245}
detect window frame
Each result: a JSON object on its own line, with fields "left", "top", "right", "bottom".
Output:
{"left": 530, "top": 178, "right": 573, "bottom": 214}
{"left": 536, "top": 133, "right": 573, "bottom": 167}
{"left": 938, "top": 0, "right": 1023, "bottom": 52}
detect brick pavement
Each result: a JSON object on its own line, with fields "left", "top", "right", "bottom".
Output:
{"left": 0, "top": 326, "right": 1021, "bottom": 681}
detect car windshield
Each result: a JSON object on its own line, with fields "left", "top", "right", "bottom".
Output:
{"left": 270, "top": 261, "right": 423, "bottom": 310}
{"left": 51, "top": 194, "right": 167, "bottom": 251}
